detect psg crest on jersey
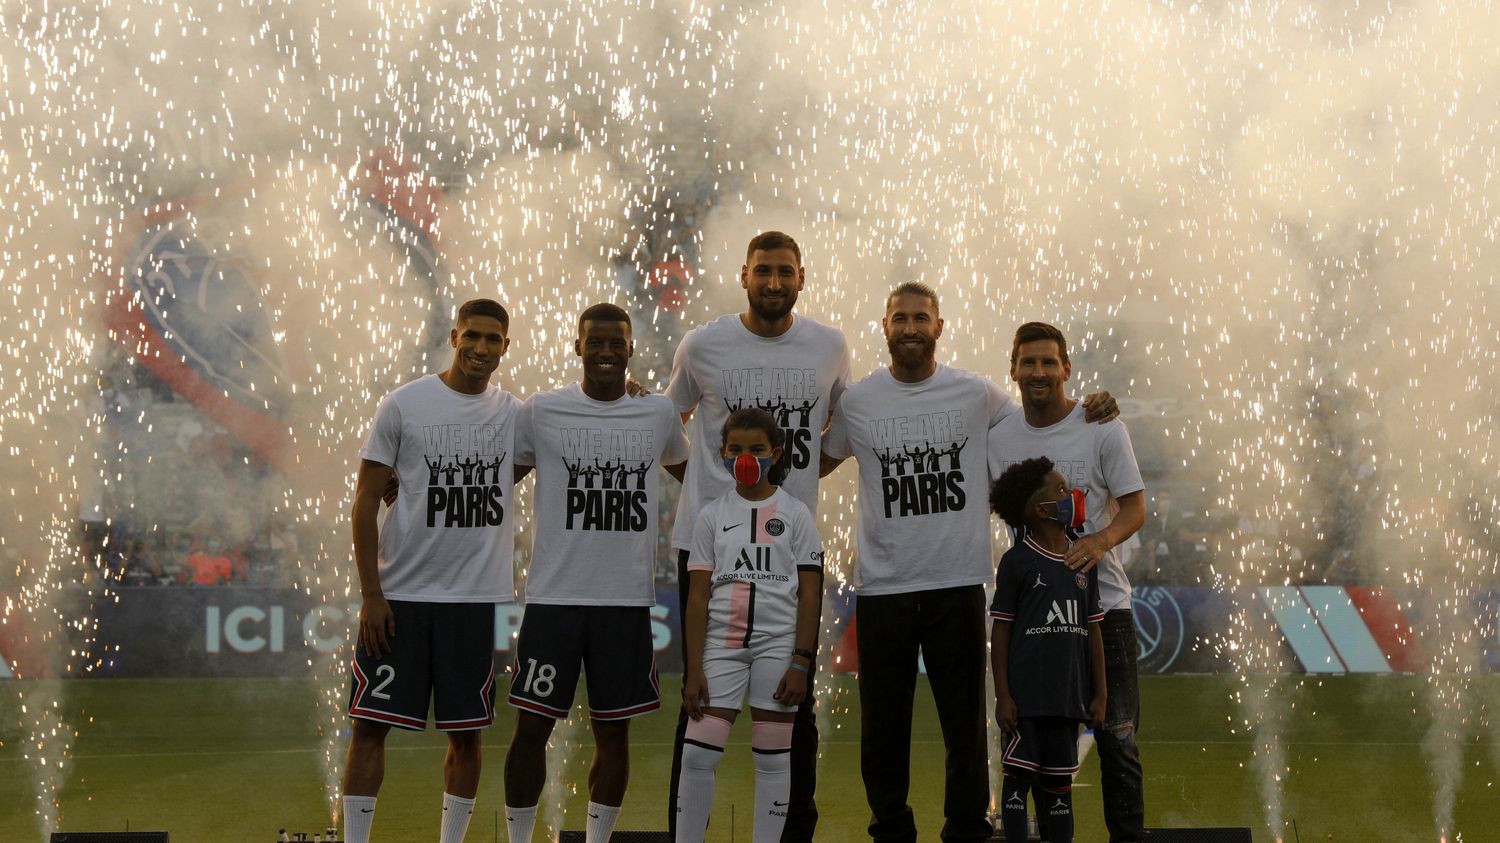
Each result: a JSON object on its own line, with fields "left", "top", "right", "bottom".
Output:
{"left": 1075, "top": 572, "right": 1088, "bottom": 590}
{"left": 764, "top": 518, "right": 786, "bottom": 537}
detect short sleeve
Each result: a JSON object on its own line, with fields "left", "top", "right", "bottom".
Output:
{"left": 688, "top": 507, "right": 717, "bottom": 571}
{"left": 794, "top": 507, "right": 825, "bottom": 571}
{"left": 821, "top": 400, "right": 853, "bottom": 460}
{"left": 661, "top": 402, "right": 691, "bottom": 464}
{"left": 827, "top": 332, "right": 853, "bottom": 411}
{"left": 359, "top": 393, "right": 403, "bottom": 467}
{"left": 985, "top": 377, "right": 1020, "bottom": 427}
{"left": 665, "top": 331, "right": 702, "bottom": 415}
{"left": 989, "top": 549, "right": 1021, "bottom": 621}
{"left": 513, "top": 397, "right": 537, "bottom": 467}
{"left": 1099, "top": 421, "right": 1145, "bottom": 498}
{"left": 1086, "top": 568, "right": 1105, "bottom": 623}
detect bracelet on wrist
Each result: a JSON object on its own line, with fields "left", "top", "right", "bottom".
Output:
{"left": 789, "top": 661, "right": 809, "bottom": 673}
{"left": 792, "top": 647, "right": 816, "bottom": 661}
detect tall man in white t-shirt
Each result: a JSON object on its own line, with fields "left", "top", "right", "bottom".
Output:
{"left": 504, "top": 303, "right": 690, "bottom": 843}
{"left": 820, "top": 285, "right": 1117, "bottom": 843}
{"left": 344, "top": 298, "right": 522, "bottom": 843}
{"left": 665, "top": 231, "right": 851, "bottom": 840}
{"left": 988, "top": 322, "right": 1146, "bottom": 842}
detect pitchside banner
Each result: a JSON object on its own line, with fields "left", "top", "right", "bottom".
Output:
{"left": 2, "top": 585, "right": 1494, "bottom": 678}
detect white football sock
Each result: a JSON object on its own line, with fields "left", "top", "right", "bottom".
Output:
{"left": 342, "top": 795, "right": 377, "bottom": 843}
{"left": 585, "top": 801, "right": 622, "bottom": 843}
{"left": 440, "top": 792, "right": 475, "bottom": 843}
{"left": 751, "top": 720, "right": 793, "bottom": 843}
{"left": 505, "top": 803, "right": 538, "bottom": 843}
{"left": 676, "top": 713, "right": 733, "bottom": 843}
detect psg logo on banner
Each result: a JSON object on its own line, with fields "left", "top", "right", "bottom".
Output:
{"left": 104, "top": 205, "right": 295, "bottom": 474}
{"left": 1133, "top": 585, "right": 1186, "bottom": 674}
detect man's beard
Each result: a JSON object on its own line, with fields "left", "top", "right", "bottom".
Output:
{"left": 887, "top": 335, "right": 936, "bottom": 368}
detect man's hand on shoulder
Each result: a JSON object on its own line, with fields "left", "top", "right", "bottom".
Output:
{"left": 1081, "top": 391, "right": 1119, "bottom": 424}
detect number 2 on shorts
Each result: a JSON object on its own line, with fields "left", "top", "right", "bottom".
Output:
{"left": 522, "top": 658, "right": 556, "bottom": 697}
{"left": 371, "top": 664, "right": 396, "bottom": 700}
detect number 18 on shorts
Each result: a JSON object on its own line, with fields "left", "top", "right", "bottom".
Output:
{"left": 506, "top": 604, "right": 660, "bottom": 721}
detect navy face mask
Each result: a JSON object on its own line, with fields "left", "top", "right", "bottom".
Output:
{"left": 723, "top": 454, "right": 775, "bottom": 486}
{"left": 1048, "top": 488, "right": 1087, "bottom": 531}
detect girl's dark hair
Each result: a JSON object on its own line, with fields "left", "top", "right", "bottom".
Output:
{"left": 990, "top": 456, "right": 1055, "bottom": 529}
{"left": 720, "top": 407, "right": 788, "bottom": 485}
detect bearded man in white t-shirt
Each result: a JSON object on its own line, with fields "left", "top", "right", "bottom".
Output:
{"left": 665, "top": 231, "right": 852, "bottom": 841}
{"left": 988, "top": 322, "right": 1146, "bottom": 843}
{"left": 820, "top": 285, "right": 1117, "bottom": 843}
{"left": 343, "top": 298, "right": 522, "bottom": 843}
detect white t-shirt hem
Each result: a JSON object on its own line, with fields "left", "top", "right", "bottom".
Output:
{"left": 521, "top": 596, "right": 656, "bottom": 607}
{"left": 381, "top": 592, "right": 514, "bottom": 604}
{"left": 855, "top": 573, "right": 992, "bottom": 597}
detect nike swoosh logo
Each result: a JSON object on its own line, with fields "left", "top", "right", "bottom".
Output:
{"left": 589, "top": 812, "right": 600, "bottom": 818}
{"left": 773, "top": 800, "right": 789, "bottom": 806}
{"left": 361, "top": 808, "right": 375, "bottom": 813}
{"left": 722, "top": 524, "right": 742, "bottom": 532}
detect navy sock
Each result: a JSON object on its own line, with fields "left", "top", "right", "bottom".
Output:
{"left": 1000, "top": 773, "right": 1032, "bottom": 843}
{"left": 1039, "top": 777, "right": 1074, "bottom": 843}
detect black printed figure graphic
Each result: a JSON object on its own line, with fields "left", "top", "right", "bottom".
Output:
{"left": 595, "top": 457, "right": 624, "bottom": 490}
{"left": 879, "top": 438, "right": 968, "bottom": 519}
{"left": 579, "top": 463, "right": 601, "bottom": 489}
{"left": 424, "top": 448, "right": 507, "bottom": 529}
{"left": 724, "top": 397, "right": 746, "bottom": 413}
{"left": 458, "top": 455, "right": 479, "bottom": 485}
{"left": 891, "top": 451, "right": 913, "bottom": 477}
{"left": 626, "top": 458, "right": 654, "bottom": 490}
{"left": 441, "top": 457, "right": 462, "bottom": 485}
{"left": 942, "top": 437, "right": 968, "bottom": 470}
{"left": 904, "top": 443, "right": 938, "bottom": 473}
{"left": 756, "top": 397, "right": 788, "bottom": 426}
{"left": 421, "top": 420, "right": 509, "bottom": 528}
{"left": 792, "top": 396, "right": 819, "bottom": 428}
{"left": 560, "top": 455, "right": 650, "bottom": 532}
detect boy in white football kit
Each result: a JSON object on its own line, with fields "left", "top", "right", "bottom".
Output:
{"left": 343, "top": 299, "right": 520, "bottom": 843}
{"left": 504, "top": 303, "right": 689, "bottom": 843}
{"left": 677, "top": 408, "right": 825, "bottom": 843}
{"left": 666, "top": 230, "right": 851, "bottom": 841}
{"left": 988, "top": 322, "right": 1146, "bottom": 842}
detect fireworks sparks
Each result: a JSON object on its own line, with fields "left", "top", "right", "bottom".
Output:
{"left": 2, "top": 0, "right": 1496, "bottom": 838}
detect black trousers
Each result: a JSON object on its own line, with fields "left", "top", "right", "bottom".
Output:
{"left": 669, "top": 549, "right": 819, "bottom": 841}
{"left": 1097, "top": 609, "right": 1144, "bottom": 841}
{"left": 857, "top": 585, "right": 992, "bottom": 843}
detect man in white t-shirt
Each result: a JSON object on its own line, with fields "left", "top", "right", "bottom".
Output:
{"left": 665, "top": 230, "right": 851, "bottom": 840}
{"left": 821, "top": 285, "right": 1117, "bottom": 843}
{"left": 988, "top": 321, "right": 1146, "bottom": 842}
{"left": 503, "top": 303, "right": 689, "bottom": 843}
{"left": 343, "top": 298, "right": 522, "bottom": 843}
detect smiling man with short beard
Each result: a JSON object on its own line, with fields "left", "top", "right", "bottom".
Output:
{"left": 821, "top": 285, "right": 1118, "bottom": 843}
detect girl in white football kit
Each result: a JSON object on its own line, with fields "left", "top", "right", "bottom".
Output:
{"left": 676, "top": 408, "right": 825, "bottom": 843}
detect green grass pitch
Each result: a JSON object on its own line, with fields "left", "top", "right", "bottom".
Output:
{"left": 1, "top": 675, "right": 1495, "bottom": 841}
